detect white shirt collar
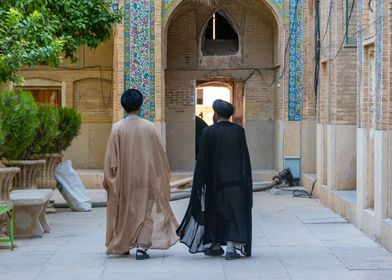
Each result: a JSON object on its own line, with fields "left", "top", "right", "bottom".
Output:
{"left": 125, "top": 114, "right": 139, "bottom": 120}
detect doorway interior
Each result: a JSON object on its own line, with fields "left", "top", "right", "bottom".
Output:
{"left": 195, "top": 82, "right": 232, "bottom": 125}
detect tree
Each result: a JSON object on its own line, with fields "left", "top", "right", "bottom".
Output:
{"left": 0, "top": 0, "right": 122, "bottom": 83}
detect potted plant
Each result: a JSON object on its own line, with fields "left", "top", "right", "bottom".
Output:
{"left": 29, "top": 106, "right": 60, "bottom": 190}
{"left": 0, "top": 120, "right": 20, "bottom": 233}
{"left": 36, "top": 107, "right": 81, "bottom": 189}
{"left": 0, "top": 89, "right": 39, "bottom": 190}
{"left": 51, "top": 107, "right": 82, "bottom": 155}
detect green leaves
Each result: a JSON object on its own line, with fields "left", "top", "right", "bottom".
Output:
{"left": 50, "top": 107, "right": 81, "bottom": 154}
{"left": 0, "top": 0, "right": 122, "bottom": 83}
{"left": 0, "top": 90, "right": 39, "bottom": 160}
{"left": 0, "top": 90, "right": 82, "bottom": 159}
{"left": 22, "top": 105, "right": 60, "bottom": 159}
{"left": 0, "top": 5, "right": 62, "bottom": 83}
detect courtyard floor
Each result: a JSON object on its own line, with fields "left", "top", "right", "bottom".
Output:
{"left": 1, "top": 191, "right": 392, "bottom": 280}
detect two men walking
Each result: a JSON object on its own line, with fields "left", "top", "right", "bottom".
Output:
{"left": 103, "top": 89, "right": 253, "bottom": 260}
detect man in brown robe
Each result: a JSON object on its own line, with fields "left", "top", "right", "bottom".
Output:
{"left": 103, "top": 89, "right": 179, "bottom": 260}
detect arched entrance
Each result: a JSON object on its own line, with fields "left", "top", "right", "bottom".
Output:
{"left": 162, "top": 0, "right": 283, "bottom": 171}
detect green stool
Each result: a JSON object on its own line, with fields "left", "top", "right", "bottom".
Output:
{"left": 0, "top": 204, "right": 14, "bottom": 250}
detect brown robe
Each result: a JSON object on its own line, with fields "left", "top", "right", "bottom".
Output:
{"left": 103, "top": 117, "right": 179, "bottom": 254}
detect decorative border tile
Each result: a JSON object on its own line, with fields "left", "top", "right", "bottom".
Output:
{"left": 271, "top": 0, "right": 288, "bottom": 18}
{"left": 288, "top": 0, "right": 304, "bottom": 121}
{"left": 124, "top": 0, "right": 156, "bottom": 121}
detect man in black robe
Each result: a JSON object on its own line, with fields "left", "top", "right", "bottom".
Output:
{"left": 195, "top": 115, "right": 208, "bottom": 159}
{"left": 177, "top": 99, "right": 253, "bottom": 260}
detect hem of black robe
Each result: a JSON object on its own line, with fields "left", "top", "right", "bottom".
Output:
{"left": 179, "top": 239, "right": 252, "bottom": 257}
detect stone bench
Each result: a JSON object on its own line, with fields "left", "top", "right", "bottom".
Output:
{"left": 170, "top": 177, "right": 193, "bottom": 189}
{"left": 10, "top": 189, "right": 53, "bottom": 238}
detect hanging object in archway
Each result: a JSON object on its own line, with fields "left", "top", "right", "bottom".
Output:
{"left": 189, "top": 0, "right": 221, "bottom": 7}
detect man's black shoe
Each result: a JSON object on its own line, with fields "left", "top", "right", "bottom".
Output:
{"left": 204, "top": 247, "right": 224, "bottom": 256}
{"left": 225, "top": 251, "right": 240, "bottom": 260}
{"left": 136, "top": 249, "right": 150, "bottom": 260}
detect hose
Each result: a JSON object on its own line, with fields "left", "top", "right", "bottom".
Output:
{"left": 54, "top": 169, "right": 301, "bottom": 209}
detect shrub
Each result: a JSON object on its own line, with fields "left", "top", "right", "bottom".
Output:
{"left": 0, "top": 90, "right": 39, "bottom": 160}
{"left": 21, "top": 105, "right": 60, "bottom": 159}
{"left": 50, "top": 107, "right": 81, "bottom": 154}
{"left": 0, "top": 123, "right": 4, "bottom": 148}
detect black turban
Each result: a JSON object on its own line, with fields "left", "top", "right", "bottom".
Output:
{"left": 121, "top": 89, "right": 143, "bottom": 112}
{"left": 212, "top": 99, "right": 235, "bottom": 118}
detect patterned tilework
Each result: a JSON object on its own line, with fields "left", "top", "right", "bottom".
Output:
{"left": 271, "top": 0, "right": 287, "bottom": 18}
{"left": 357, "top": 0, "right": 363, "bottom": 127}
{"left": 375, "top": 0, "right": 383, "bottom": 128}
{"left": 162, "top": 0, "right": 173, "bottom": 16}
{"left": 123, "top": 0, "right": 304, "bottom": 121}
{"left": 288, "top": 0, "right": 304, "bottom": 121}
{"left": 124, "top": 0, "right": 156, "bottom": 121}
{"left": 111, "top": 0, "right": 119, "bottom": 13}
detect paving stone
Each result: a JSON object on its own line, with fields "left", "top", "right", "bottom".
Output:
{"left": 0, "top": 192, "right": 392, "bottom": 280}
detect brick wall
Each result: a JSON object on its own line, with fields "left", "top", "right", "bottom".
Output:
{"left": 303, "top": 0, "right": 317, "bottom": 121}
{"left": 317, "top": 0, "right": 358, "bottom": 125}
{"left": 20, "top": 39, "right": 115, "bottom": 169}
{"left": 358, "top": 0, "right": 391, "bottom": 130}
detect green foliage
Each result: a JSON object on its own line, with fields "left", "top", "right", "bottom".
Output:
{"left": 0, "top": 90, "right": 39, "bottom": 160}
{"left": 0, "top": 4, "right": 63, "bottom": 83}
{"left": 48, "top": 0, "right": 122, "bottom": 63}
{"left": 50, "top": 107, "right": 81, "bottom": 154}
{"left": 0, "top": 122, "right": 5, "bottom": 148}
{"left": 0, "top": 0, "right": 122, "bottom": 83}
{"left": 22, "top": 105, "right": 60, "bottom": 159}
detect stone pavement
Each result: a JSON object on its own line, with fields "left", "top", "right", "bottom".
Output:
{"left": 1, "top": 192, "right": 392, "bottom": 280}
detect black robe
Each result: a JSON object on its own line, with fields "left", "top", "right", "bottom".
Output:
{"left": 177, "top": 121, "right": 253, "bottom": 256}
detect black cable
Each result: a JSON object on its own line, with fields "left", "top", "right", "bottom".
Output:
{"left": 292, "top": 190, "right": 311, "bottom": 198}
{"left": 368, "top": 0, "right": 374, "bottom": 13}
{"left": 56, "top": 65, "right": 113, "bottom": 109}
{"left": 243, "top": 68, "right": 277, "bottom": 87}
{"left": 320, "top": 1, "right": 332, "bottom": 42}
{"left": 309, "top": 178, "right": 317, "bottom": 198}
{"left": 330, "top": 0, "right": 356, "bottom": 62}
{"left": 314, "top": 0, "right": 321, "bottom": 99}
{"left": 292, "top": 179, "right": 317, "bottom": 198}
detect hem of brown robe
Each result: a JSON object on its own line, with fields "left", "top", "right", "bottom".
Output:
{"left": 106, "top": 238, "right": 180, "bottom": 255}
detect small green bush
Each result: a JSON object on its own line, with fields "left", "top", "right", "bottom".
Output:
{"left": 50, "top": 107, "right": 81, "bottom": 154}
{"left": 0, "top": 122, "right": 5, "bottom": 148}
{"left": 0, "top": 90, "right": 39, "bottom": 160}
{"left": 22, "top": 105, "right": 60, "bottom": 159}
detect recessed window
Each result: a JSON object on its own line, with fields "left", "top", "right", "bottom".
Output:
{"left": 15, "top": 86, "right": 62, "bottom": 107}
{"left": 203, "top": 13, "right": 239, "bottom": 56}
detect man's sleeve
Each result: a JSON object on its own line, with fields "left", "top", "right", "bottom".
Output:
{"left": 193, "top": 129, "right": 208, "bottom": 187}
{"left": 103, "top": 128, "right": 118, "bottom": 188}
{"left": 242, "top": 128, "right": 253, "bottom": 207}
